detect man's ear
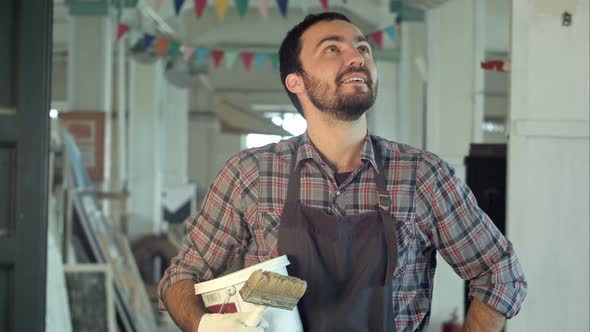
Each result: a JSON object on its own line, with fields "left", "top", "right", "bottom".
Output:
{"left": 285, "top": 73, "right": 304, "bottom": 94}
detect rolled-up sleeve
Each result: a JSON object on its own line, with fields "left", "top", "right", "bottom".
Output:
{"left": 416, "top": 153, "right": 527, "bottom": 318}
{"left": 157, "top": 154, "right": 250, "bottom": 310}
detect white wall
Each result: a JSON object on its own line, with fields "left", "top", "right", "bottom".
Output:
{"left": 188, "top": 114, "right": 242, "bottom": 193}
{"left": 368, "top": 61, "right": 400, "bottom": 141}
{"left": 506, "top": 0, "right": 590, "bottom": 331}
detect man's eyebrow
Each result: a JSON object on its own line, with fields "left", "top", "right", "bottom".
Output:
{"left": 314, "top": 35, "right": 370, "bottom": 49}
{"left": 315, "top": 35, "right": 344, "bottom": 49}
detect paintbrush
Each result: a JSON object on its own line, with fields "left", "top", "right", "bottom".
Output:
{"left": 239, "top": 269, "right": 307, "bottom": 327}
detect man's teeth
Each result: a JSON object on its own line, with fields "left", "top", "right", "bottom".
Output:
{"left": 342, "top": 77, "right": 366, "bottom": 83}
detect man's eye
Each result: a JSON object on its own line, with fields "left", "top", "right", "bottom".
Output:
{"left": 326, "top": 46, "right": 338, "bottom": 53}
{"left": 358, "top": 45, "right": 371, "bottom": 54}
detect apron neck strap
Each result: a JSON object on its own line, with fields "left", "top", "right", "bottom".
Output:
{"left": 286, "top": 136, "right": 390, "bottom": 212}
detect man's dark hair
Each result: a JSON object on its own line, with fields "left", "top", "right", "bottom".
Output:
{"left": 278, "top": 12, "right": 352, "bottom": 117}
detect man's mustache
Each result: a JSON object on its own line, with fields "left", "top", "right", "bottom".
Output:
{"left": 336, "top": 67, "right": 372, "bottom": 85}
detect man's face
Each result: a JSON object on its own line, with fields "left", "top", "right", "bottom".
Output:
{"left": 297, "top": 20, "right": 378, "bottom": 121}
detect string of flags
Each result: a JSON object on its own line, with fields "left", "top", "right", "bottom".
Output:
{"left": 152, "top": 0, "right": 335, "bottom": 20}
{"left": 116, "top": 22, "right": 400, "bottom": 72}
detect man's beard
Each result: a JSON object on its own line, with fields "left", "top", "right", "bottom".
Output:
{"left": 302, "top": 68, "right": 377, "bottom": 121}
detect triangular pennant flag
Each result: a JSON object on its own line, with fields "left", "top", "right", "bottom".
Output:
{"left": 116, "top": 24, "right": 129, "bottom": 41}
{"left": 168, "top": 41, "right": 181, "bottom": 57}
{"left": 270, "top": 53, "right": 279, "bottom": 70}
{"left": 276, "top": 0, "right": 288, "bottom": 17}
{"left": 156, "top": 37, "right": 170, "bottom": 56}
{"left": 211, "top": 49, "right": 224, "bottom": 67}
{"left": 154, "top": 0, "right": 162, "bottom": 11}
{"left": 194, "top": 0, "right": 207, "bottom": 18}
{"left": 319, "top": 0, "right": 328, "bottom": 10}
{"left": 214, "top": 0, "right": 230, "bottom": 20}
{"left": 370, "top": 31, "right": 383, "bottom": 49}
{"left": 384, "top": 25, "right": 396, "bottom": 43}
{"left": 143, "top": 34, "right": 155, "bottom": 50}
{"left": 257, "top": 0, "right": 268, "bottom": 19}
{"left": 196, "top": 47, "right": 210, "bottom": 64}
{"left": 240, "top": 52, "right": 254, "bottom": 71}
{"left": 255, "top": 53, "right": 267, "bottom": 71}
{"left": 235, "top": 0, "right": 249, "bottom": 19}
{"left": 182, "top": 45, "right": 195, "bottom": 62}
{"left": 128, "top": 30, "right": 143, "bottom": 44}
{"left": 174, "top": 0, "right": 186, "bottom": 15}
{"left": 224, "top": 51, "right": 239, "bottom": 69}
{"left": 299, "top": 0, "right": 309, "bottom": 13}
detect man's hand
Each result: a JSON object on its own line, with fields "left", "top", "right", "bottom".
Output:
{"left": 198, "top": 312, "right": 269, "bottom": 332}
{"left": 463, "top": 298, "right": 506, "bottom": 332}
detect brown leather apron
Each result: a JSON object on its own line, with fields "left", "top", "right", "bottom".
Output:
{"left": 277, "top": 139, "right": 397, "bottom": 332}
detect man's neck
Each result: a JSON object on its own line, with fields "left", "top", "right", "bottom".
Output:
{"left": 306, "top": 113, "right": 367, "bottom": 173}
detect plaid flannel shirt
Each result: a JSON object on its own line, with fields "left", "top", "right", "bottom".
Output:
{"left": 158, "top": 133, "right": 527, "bottom": 331}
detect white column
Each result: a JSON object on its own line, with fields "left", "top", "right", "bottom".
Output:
{"left": 368, "top": 60, "right": 399, "bottom": 142}
{"left": 128, "top": 60, "right": 164, "bottom": 242}
{"left": 425, "top": 0, "right": 479, "bottom": 328}
{"left": 68, "top": 14, "right": 114, "bottom": 198}
{"left": 506, "top": 1, "right": 589, "bottom": 331}
{"left": 162, "top": 82, "right": 190, "bottom": 186}
{"left": 398, "top": 21, "right": 427, "bottom": 149}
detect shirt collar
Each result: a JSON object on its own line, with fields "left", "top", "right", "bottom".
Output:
{"left": 294, "top": 132, "right": 380, "bottom": 172}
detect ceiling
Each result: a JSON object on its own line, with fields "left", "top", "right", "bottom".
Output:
{"left": 52, "top": 0, "right": 398, "bottom": 113}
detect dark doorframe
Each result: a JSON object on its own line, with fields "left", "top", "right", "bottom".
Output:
{"left": 0, "top": 0, "right": 53, "bottom": 331}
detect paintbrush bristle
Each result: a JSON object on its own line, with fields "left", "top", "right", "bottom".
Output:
{"left": 239, "top": 270, "right": 307, "bottom": 310}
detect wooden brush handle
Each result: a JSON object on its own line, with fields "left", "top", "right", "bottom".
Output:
{"left": 241, "top": 305, "right": 267, "bottom": 327}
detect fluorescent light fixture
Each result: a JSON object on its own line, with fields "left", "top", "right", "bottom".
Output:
{"left": 49, "top": 109, "right": 59, "bottom": 118}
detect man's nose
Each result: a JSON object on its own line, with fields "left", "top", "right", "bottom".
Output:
{"left": 343, "top": 47, "right": 364, "bottom": 67}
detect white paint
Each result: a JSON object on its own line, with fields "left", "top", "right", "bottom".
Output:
{"left": 116, "top": 32, "right": 128, "bottom": 190}
{"left": 128, "top": 60, "right": 165, "bottom": 242}
{"left": 506, "top": 0, "right": 590, "bottom": 331}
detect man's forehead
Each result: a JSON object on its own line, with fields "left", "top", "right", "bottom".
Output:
{"left": 300, "top": 20, "right": 365, "bottom": 48}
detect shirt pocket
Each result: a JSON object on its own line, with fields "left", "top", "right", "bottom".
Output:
{"left": 392, "top": 218, "right": 416, "bottom": 278}
{"left": 258, "top": 211, "right": 281, "bottom": 258}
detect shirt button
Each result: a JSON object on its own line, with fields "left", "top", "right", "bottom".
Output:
{"left": 335, "top": 190, "right": 341, "bottom": 197}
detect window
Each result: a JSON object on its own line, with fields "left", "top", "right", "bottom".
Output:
{"left": 245, "top": 112, "right": 307, "bottom": 149}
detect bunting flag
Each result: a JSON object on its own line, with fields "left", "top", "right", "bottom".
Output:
{"left": 370, "top": 31, "right": 383, "bottom": 49}
{"left": 240, "top": 52, "right": 254, "bottom": 71}
{"left": 270, "top": 53, "right": 279, "bottom": 70}
{"left": 168, "top": 41, "right": 181, "bottom": 57}
{"left": 277, "top": 0, "right": 288, "bottom": 17}
{"left": 255, "top": 53, "right": 267, "bottom": 70}
{"left": 174, "top": 0, "right": 186, "bottom": 16}
{"left": 195, "top": 0, "right": 207, "bottom": 18}
{"left": 319, "top": 0, "right": 329, "bottom": 10}
{"left": 143, "top": 34, "right": 155, "bottom": 50}
{"left": 116, "top": 24, "right": 129, "bottom": 41}
{"left": 118, "top": 23, "right": 400, "bottom": 73}
{"left": 154, "top": 0, "right": 161, "bottom": 11}
{"left": 215, "top": 0, "right": 230, "bottom": 20}
{"left": 156, "top": 37, "right": 170, "bottom": 56}
{"left": 299, "top": 0, "right": 309, "bottom": 13}
{"left": 224, "top": 51, "right": 239, "bottom": 69}
{"left": 235, "top": 0, "right": 250, "bottom": 19}
{"left": 257, "top": 0, "right": 269, "bottom": 19}
{"left": 182, "top": 45, "right": 195, "bottom": 62}
{"left": 211, "top": 49, "right": 224, "bottom": 67}
{"left": 196, "top": 47, "right": 210, "bottom": 64}
{"left": 384, "top": 25, "right": 396, "bottom": 43}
